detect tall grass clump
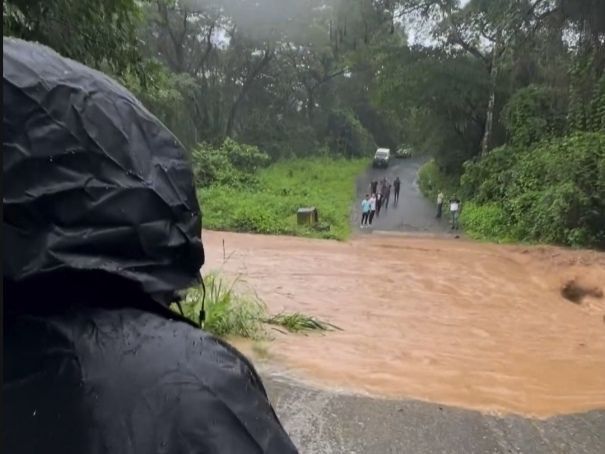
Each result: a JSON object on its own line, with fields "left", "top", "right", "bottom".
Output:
{"left": 265, "top": 312, "right": 341, "bottom": 333}
{"left": 175, "top": 273, "right": 340, "bottom": 338}
{"left": 179, "top": 273, "right": 267, "bottom": 339}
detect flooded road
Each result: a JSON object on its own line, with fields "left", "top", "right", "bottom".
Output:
{"left": 204, "top": 231, "right": 605, "bottom": 419}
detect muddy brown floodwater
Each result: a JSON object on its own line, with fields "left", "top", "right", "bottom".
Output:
{"left": 203, "top": 231, "right": 605, "bottom": 419}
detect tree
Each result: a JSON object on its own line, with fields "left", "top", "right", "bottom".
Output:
{"left": 3, "top": 0, "right": 144, "bottom": 78}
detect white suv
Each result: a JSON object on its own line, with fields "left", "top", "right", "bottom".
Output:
{"left": 373, "top": 148, "right": 390, "bottom": 168}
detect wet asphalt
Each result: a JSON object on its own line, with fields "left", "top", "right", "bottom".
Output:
{"left": 353, "top": 156, "right": 450, "bottom": 234}
{"left": 259, "top": 156, "right": 605, "bottom": 453}
{"left": 266, "top": 376, "right": 605, "bottom": 454}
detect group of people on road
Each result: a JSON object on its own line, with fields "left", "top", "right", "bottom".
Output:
{"left": 360, "top": 176, "right": 401, "bottom": 228}
{"left": 360, "top": 179, "right": 461, "bottom": 230}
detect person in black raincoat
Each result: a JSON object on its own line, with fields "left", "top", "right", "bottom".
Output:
{"left": 2, "top": 37, "right": 298, "bottom": 454}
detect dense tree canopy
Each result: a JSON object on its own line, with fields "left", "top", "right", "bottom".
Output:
{"left": 3, "top": 0, "right": 143, "bottom": 76}
{"left": 4, "top": 0, "right": 604, "bottom": 247}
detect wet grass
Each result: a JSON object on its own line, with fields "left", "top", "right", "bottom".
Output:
{"left": 265, "top": 312, "right": 341, "bottom": 333}
{"left": 199, "top": 158, "right": 367, "bottom": 240}
{"left": 177, "top": 274, "right": 266, "bottom": 339}
{"left": 174, "top": 273, "right": 338, "bottom": 339}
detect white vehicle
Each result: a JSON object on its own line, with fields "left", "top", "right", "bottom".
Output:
{"left": 373, "top": 148, "right": 390, "bottom": 168}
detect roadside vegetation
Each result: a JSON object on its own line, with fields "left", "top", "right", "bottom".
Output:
{"left": 7, "top": 0, "right": 603, "bottom": 249}
{"left": 265, "top": 312, "right": 341, "bottom": 333}
{"left": 193, "top": 141, "right": 367, "bottom": 240}
{"left": 173, "top": 272, "right": 339, "bottom": 339}
{"left": 400, "top": 4, "right": 605, "bottom": 249}
{"left": 418, "top": 124, "right": 605, "bottom": 248}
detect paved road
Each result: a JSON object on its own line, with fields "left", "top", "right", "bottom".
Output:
{"left": 265, "top": 376, "right": 605, "bottom": 454}
{"left": 354, "top": 156, "right": 449, "bottom": 233}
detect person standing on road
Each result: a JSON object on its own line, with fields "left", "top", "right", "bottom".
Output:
{"left": 383, "top": 182, "right": 391, "bottom": 210}
{"left": 370, "top": 180, "right": 378, "bottom": 195}
{"left": 449, "top": 196, "right": 461, "bottom": 230}
{"left": 369, "top": 193, "right": 377, "bottom": 226}
{"left": 360, "top": 194, "right": 371, "bottom": 228}
{"left": 376, "top": 192, "right": 383, "bottom": 217}
{"left": 393, "top": 177, "right": 401, "bottom": 205}
{"left": 436, "top": 191, "right": 444, "bottom": 218}
{"left": 379, "top": 177, "right": 387, "bottom": 195}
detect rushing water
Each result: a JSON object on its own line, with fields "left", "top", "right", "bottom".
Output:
{"left": 204, "top": 231, "right": 605, "bottom": 418}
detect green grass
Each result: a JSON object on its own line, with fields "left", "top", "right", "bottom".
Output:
{"left": 198, "top": 157, "right": 368, "bottom": 240}
{"left": 459, "top": 202, "right": 519, "bottom": 244}
{"left": 174, "top": 272, "right": 339, "bottom": 339}
{"left": 177, "top": 273, "right": 267, "bottom": 339}
{"left": 265, "top": 312, "right": 342, "bottom": 333}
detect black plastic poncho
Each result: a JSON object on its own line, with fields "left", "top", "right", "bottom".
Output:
{"left": 2, "top": 37, "right": 297, "bottom": 454}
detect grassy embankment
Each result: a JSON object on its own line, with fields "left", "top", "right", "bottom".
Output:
{"left": 418, "top": 130, "right": 605, "bottom": 248}
{"left": 199, "top": 157, "right": 367, "bottom": 240}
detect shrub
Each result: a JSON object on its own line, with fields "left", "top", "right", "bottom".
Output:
{"left": 460, "top": 146, "right": 517, "bottom": 203}
{"left": 460, "top": 202, "right": 513, "bottom": 242}
{"left": 192, "top": 139, "right": 269, "bottom": 188}
{"left": 510, "top": 183, "right": 594, "bottom": 246}
{"left": 265, "top": 313, "right": 341, "bottom": 333}
{"left": 507, "top": 132, "right": 605, "bottom": 247}
{"left": 459, "top": 131, "right": 605, "bottom": 248}
{"left": 231, "top": 205, "right": 288, "bottom": 235}
{"left": 175, "top": 273, "right": 338, "bottom": 339}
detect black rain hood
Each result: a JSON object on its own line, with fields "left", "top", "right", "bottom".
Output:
{"left": 3, "top": 37, "right": 204, "bottom": 305}
{"left": 3, "top": 38, "right": 298, "bottom": 454}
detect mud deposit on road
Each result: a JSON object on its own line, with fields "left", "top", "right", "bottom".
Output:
{"left": 204, "top": 231, "right": 605, "bottom": 418}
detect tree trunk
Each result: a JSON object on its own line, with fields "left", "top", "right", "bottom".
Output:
{"left": 481, "top": 39, "right": 500, "bottom": 156}
{"left": 306, "top": 86, "right": 315, "bottom": 123}
{"left": 225, "top": 94, "right": 244, "bottom": 138}
{"left": 225, "top": 50, "right": 273, "bottom": 137}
